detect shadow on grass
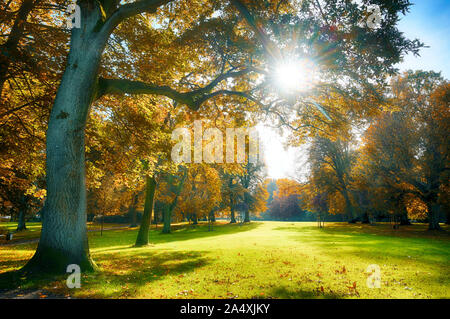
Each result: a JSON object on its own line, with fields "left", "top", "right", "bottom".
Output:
{"left": 0, "top": 269, "right": 65, "bottom": 292}
{"left": 0, "top": 258, "right": 31, "bottom": 272}
{"left": 90, "top": 222, "right": 261, "bottom": 252}
{"left": 0, "top": 249, "right": 212, "bottom": 297}
{"left": 267, "top": 285, "right": 346, "bottom": 299}
{"left": 78, "top": 250, "right": 212, "bottom": 298}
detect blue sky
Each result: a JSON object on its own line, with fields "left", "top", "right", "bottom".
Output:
{"left": 396, "top": 0, "right": 450, "bottom": 79}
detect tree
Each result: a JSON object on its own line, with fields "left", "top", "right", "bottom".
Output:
{"left": 135, "top": 172, "right": 157, "bottom": 246}
{"left": 21, "top": 0, "right": 422, "bottom": 273}
{"left": 266, "top": 179, "right": 303, "bottom": 220}
{"left": 237, "top": 161, "right": 267, "bottom": 222}
{"left": 221, "top": 172, "right": 244, "bottom": 223}
{"left": 358, "top": 71, "right": 449, "bottom": 230}
{"left": 175, "top": 164, "right": 221, "bottom": 225}
{"left": 308, "top": 137, "right": 357, "bottom": 222}
{"left": 0, "top": 1, "right": 68, "bottom": 233}
{"left": 157, "top": 167, "right": 187, "bottom": 234}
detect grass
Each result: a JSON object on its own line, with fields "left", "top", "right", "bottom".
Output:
{"left": 0, "top": 221, "right": 449, "bottom": 299}
{"left": 0, "top": 222, "right": 126, "bottom": 244}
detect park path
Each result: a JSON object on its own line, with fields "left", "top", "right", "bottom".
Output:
{"left": 0, "top": 225, "right": 131, "bottom": 247}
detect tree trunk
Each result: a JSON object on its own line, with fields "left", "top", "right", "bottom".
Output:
{"left": 230, "top": 206, "right": 236, "bottom": 223}
{"left": 130, "top": 206, "right": 137, "bottom": 227}
{"left": 209, "top": 210, "right": 216, "bottom": 222}
{"left": 361, "top": 211, "right": 370, "bottom": 224}
{"left": 244, "top": 207, "right": 250, "bottom": 223}
{"left": 16, "top": 209, "right": 27, "bottom": 231}
{"left": 427, "top": 202, "right": 441, "bottom": 230}
{"left": 162, "top": 205, "right": 171, "bottom": 234}
{"left": 342, "top": 190, "right": 356, "bottom": 223}
{"left": 23, "top": 6, "right": 109, "bottom": 273}
{"left": 399, "top": 206, "right": 411, "bottom": 225}
{"left": 129, "top": 193, "right": 139, "bottom": 227}
{"left": 161, "top": 170, "right": 186, "bottom": 234}
{"left": 192, "top": 214, "right": 198, "bottom": 225}
{"left": 135, "top": 176, "right": 156, "bottom": 246}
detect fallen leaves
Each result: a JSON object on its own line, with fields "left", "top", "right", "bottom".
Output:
{"left": 335, "top": 266, "right": 347, "bottom": 274}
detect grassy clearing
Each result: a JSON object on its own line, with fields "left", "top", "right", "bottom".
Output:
{"left": 0, "top": 221, "right": 448, "bottom": 299}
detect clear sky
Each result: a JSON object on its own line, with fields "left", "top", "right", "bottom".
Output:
{"left": 262, "top": 0, "right": 450, "bottom": 180}
{"left": 396, "top": 0, "right": 450, "bottom": 78}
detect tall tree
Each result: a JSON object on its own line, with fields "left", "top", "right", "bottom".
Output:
{"left": 20, "top": 0, "right": 421, "bottom": 273}
{"left": 358, "top": 71, "right": 449, "bottom": 230}
{"left": 308, "top": 137, "right": 357, "bottom": 222}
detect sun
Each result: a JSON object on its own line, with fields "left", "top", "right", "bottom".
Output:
{"left": 274, "top": 59, "right": 316, "bottom": 93}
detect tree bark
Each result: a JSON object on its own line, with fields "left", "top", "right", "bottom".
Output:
{"left": 399, "top": 206, "right": 411, "bottom": 225}
{"left": 128, "top": 193, "right": 139, "bottom": 227}
{"left": 162, "top": 205, "right": 171, "bottom": 234}
{"left": 342, "top": 190, "right": 356, "bottom": 223}
{"left": 192, "top": 214, "right": 198, "bottom": 225}
{"left": 209, "top": 210, "right": 216, "bottom": 222}
{"left": 230, "top": 206, "right": 236, "bottom": 223}
{"left": 361, "top": 211, "right": 370, "bottom": 224}
{"left": 16, "top": 209, "right": 27, "bottom": 231}
{"left": 130, "top": 206, "right": 137, "bottom": 227}
{"left": 244, "top": 207, "right": 250, "bottom": 223}
{"left": 23, "top": 5, "right": 110, "bottom": 273}
{"left": 135, "top": 176, "right": 156, "bottom": 246}
{"left": 427, "top": 202, "right": 441, "bottom": 230}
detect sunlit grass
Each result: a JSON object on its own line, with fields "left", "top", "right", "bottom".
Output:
{"left": 0, "top": 222, "right": 448, "bottom": 299}
{"left": 0, "top": 222, "right": 127, "bottom": 244}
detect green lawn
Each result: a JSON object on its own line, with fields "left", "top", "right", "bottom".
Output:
{"left": 0, "top": 221, "right": 449, "bottom": 299}
{"left": 0, "top": 222, "right": 126, "bottom": 244}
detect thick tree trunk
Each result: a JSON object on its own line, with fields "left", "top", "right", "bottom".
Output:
{"left": 135, "top": 176, "right": 156, "bottom": 246}
{"left": 23, "top": 6, "right": 109, "bottom": 274}
{"left": 16, "top": 209, "right": 27, "bottom": 231}
{"left": 192, "top": 214, "right": 198, "bottom": 225}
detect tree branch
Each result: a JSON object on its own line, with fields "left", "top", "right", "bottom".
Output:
{"left": 96, "top": 67, "right": 255, "bottom": 110}
{"left": 100, "top": 0, "right": 174, "bottom": 38}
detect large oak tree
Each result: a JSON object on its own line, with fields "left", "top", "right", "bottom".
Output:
{"left": 20, "top": 0, "right": 421, "bottom": 273}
